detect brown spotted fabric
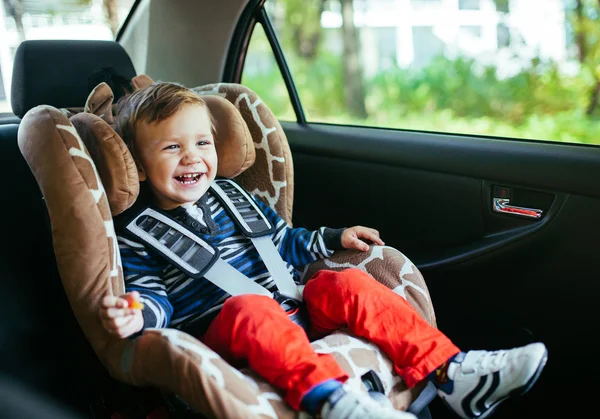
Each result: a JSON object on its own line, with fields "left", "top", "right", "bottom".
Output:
{"left": 84, "top": 82, "right": 115, "bottom": 124}
{"left": 193, "top": 83, "right": 295, "bottom": 225}
{"left": 70, "top": 112, "right": 139, "bottom": 216}
{"left": 302, "top": 246, "right": 437, "bottom": 327}
{"left": 17, "top": 106, "right": 131, "bottom": 378}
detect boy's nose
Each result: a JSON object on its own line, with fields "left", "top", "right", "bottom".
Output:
{"left": 182, "top": 150, "right": 202, "bottom": 164}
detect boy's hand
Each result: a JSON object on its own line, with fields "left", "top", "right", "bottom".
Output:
{"left": 341, "top": 226, "right": 384, "bottom": 252}
{"left": 99, "top": 291, "right": 144, "bottom": 339}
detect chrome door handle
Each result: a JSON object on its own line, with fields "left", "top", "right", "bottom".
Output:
{"left": 492, "top": 198, "right": 543, "bottom": 219}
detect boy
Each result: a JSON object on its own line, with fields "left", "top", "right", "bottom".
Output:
{"left": 100, "top": 82, "right": 548, "bottom": 419}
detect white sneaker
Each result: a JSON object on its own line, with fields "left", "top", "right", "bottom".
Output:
{"left": 320, "top": 387, "right": 417, "bottom": 419}
{"left": 438, "top": 342, "right": 548, "bottom": 419}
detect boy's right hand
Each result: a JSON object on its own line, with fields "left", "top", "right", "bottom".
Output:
{"left": 100, "top": 291, "right": 144, "bottom": 339}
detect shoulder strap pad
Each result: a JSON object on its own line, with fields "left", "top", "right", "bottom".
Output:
{"left": 211, "top": 179, "right": 275, "bottom": 238}
{"left": 123, "top": 207, "right": 220, "bottom": 279}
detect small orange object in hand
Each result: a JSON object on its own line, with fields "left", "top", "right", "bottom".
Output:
{"left": 125, "top": 294, "right": 144, "bottom": 310}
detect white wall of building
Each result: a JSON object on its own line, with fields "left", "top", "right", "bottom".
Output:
{"left": 321, "top": 0, "right": 568, "bottom": 77}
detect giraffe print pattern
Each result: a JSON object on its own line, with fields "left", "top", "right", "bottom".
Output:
{"left": 18, "top": 83, "right": 438, "bottom": 418}
{"left": 57, "top": 122, "right": 122, "bottom": 279}
{"left": 193, "top": 83, "right": 295, "bottom": 224}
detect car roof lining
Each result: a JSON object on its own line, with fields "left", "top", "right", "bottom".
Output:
{"left": 119, "top": 0, "right": 250, "bottom": 86}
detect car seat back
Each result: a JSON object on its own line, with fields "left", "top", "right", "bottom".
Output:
{"left": 0, "top": 92, "right": 109, "bottom": 418}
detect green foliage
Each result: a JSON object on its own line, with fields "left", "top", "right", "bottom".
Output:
{"left": 567, "top": 0, "right": 600, "bottom": 115}
{"left": 270, "top": 0, "right": 325, "bottom": 60}
{"left": 288, "top": 53, "right": 347, "bottom": 120}
{"left": 367, "top": 56, "right": 592, "bottom": 125}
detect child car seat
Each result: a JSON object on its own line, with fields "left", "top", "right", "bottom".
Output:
{"left": 15, "top": 40, "right": 438, "bottom": 418}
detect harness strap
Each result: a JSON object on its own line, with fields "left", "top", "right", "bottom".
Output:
{"left": 250, "top": 235, "right": 302, "bottom": 300}
{"left": 211, "top": 180, "right": 302, "bottom": 301}
{"left": 124, "top": 207, "right": 273, "bottom": 298}
{"left": 205, "top": 259, "right": 273, "bottom": 297}
{"left": 211, "top": 179, "right": 274, "bottom": 237}
{"left": 123, "top": 180, "right": 302, "bottom": 300}
{"left": 124, "top": 207, "right": 219, "bottom": 279}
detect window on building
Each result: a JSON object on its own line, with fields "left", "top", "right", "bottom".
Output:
{"left": 376, "top": 27, "right": 397, "bottom": 71}
{"left": 459, "top": 0, "right": 481, "bottom": 10}
{"left": 459, "top": 25, "right": 482, "bottom": 39}
{"left": 411, "top": 0, "right": 442, "bottom": 9}
{"left": 412, "top": 26, "right": 445, "bottom": 68}
{"left": 497, "top": 22, "right": 510, "bottom": 48}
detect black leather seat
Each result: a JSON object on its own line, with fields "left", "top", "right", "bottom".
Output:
{"left": 0, "top": 39, "right": 137, "bottom": 417}
{"left": 0, "top": 121, "right": 96, "bottom": 412}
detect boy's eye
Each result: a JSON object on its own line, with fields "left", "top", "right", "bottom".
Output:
{"left": 163, "top": 144, "right": 179, "bottom": 150}
{"left": 197, "top": 140, "right": 210, "bottom": 146}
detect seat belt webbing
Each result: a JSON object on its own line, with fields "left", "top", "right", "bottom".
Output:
{"left": 125, "top": 207, "right": 272, "bottom": 297}
{"left": 205, "top": 259, "right": 273, "bottom": 298}
{"left": 211, "top": 181, "right": 303, "bottom": 301}
{"left": 251, "top": 236, "right": 303, "bottom": 300}
{"left": 125, "top": 183, "right": 303, "bottom": 301}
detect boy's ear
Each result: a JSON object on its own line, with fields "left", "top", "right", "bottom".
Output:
{"left": 135, "top": 160, "right": 147, "bottom": 181}
{"left": 129, "top": 146, "right": 147, "bottom": 181}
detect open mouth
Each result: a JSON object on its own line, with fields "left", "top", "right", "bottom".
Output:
{"left": 174, "top": 173, "right": 203, "bottom": 185}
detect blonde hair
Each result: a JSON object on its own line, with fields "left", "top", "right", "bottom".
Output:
{"left": 114, "top": 81, "right": 215, "bottom": 151}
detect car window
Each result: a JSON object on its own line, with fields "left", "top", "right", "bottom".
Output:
{"left": 0, "top": 0, "right": 135, "bottom": 115}
{"left": 242, "top": 0, "right": 600, "bottom": 146}
{"left": 242, "top": 22, "right": 294, "bottom": 121}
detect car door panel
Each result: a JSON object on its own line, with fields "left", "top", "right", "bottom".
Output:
{"left": 284, "top": 122, "right": 599, "bottom": 417}
{"left": 285, "top": 124, "right": 590, "bottom": 264}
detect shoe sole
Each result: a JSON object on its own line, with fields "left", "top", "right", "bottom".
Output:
{"left": 443, "top": 347, "right": 549, "bottom": 419}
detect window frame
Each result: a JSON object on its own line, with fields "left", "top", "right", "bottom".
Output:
{"left": 224, "top": 0, "right": 306, "bottom": 124}
{"left": 115, "top": 0, "right": 144, "bottom": 42}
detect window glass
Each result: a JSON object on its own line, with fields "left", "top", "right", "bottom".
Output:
{"left": 256, "top": 0, "right": 600, "bottom": 146}
{"left": 0, "top": 0, "right": 135, "bottom": 114}
{"left": 242, "top": 23, "right": 294, "bottom": 121}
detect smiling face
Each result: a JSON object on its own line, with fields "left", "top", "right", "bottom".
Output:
{"left": 133, "top": 103, "right": 217, "bottom": 210}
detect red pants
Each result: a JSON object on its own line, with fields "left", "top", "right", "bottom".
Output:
{"left": 202, "top": 268, "right": 459, "bottom": 410}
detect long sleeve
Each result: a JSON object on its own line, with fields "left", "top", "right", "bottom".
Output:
{"left": 118, "top": 235, "right": 174, "bottom": 329}
{"left": 255, "top": 198, "right": 346, "bottom": 270}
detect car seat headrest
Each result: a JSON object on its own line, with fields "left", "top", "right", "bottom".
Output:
{"left": 70, "top": 112, "right": 139, "bottom": 216}
{"left": 72, "top": 81, "right": 255, "bottom": 215}
{"left": 11, "top": 40, "right": 136, "bottom": 118}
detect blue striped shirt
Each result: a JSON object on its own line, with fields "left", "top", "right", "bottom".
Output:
{"left": 117, "top": 189, "right": 343, "bottom": 334}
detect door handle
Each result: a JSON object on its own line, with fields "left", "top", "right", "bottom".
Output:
{"left": 492, "top": 198, "right": 543, "bottom": 219}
